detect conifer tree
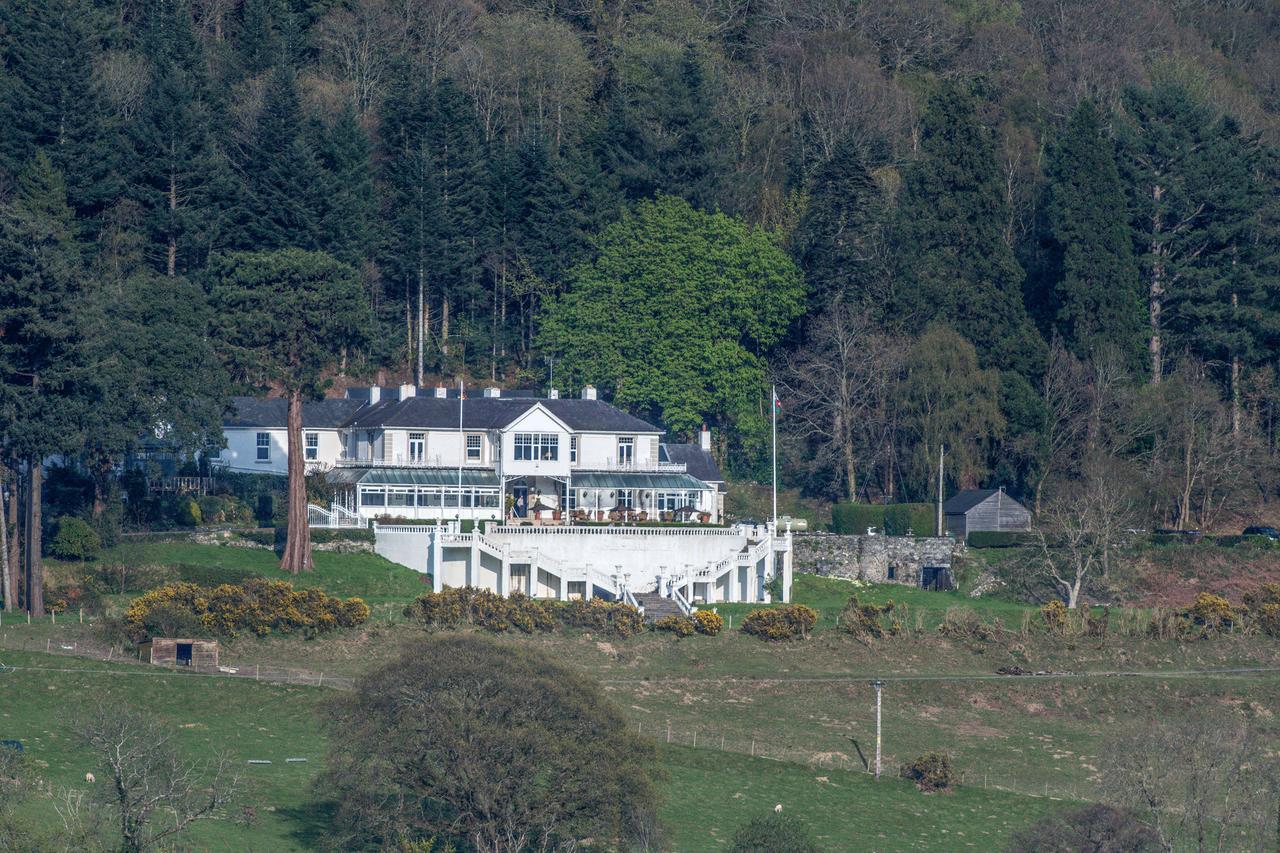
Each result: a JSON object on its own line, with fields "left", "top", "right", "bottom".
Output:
{"left": 318, "top": 107, "right": 378, "bottom": 271}
{"left": 795, "top": 136, "right": 888, "bottom": 313}
{"left": 127, "top": 0, "right": 233, "bottom": 275}
{"left": 1045, "top": 99, "right": 1143, "bottom": 365}
{"left": 0, "top": 0, "right": 121, "bottom": 226}
{"left": 0, "top": 153, "right": 92, "bottom": 616}
{"left": 1117, "top": 83, "right": 1269, "bottom": 386}
{"left": 657, "top": 47, "right": 730, "bottom": 211}
{"left": 893, "top": 85, "right": 1044, "bottom": 376}
{"left": 230, "top": 67, "right": 326, "bottom": 251}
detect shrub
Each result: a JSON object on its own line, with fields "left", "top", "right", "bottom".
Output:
{"left": 729, "top": 813, "right": 819, "bottom": 853}
{"left": 1040, "top": 600, "right": 1068, "bottom": 633}
{"left": 840, "top": 594, "right": 899, "bottom": 641}
{"left": 741, "top": 604, "right": 818, "bottom": 641}
{"left": 175, "top": 498, "right": 202, "bottom": 527}
{"left": 196, "top": 495, "right": 255, "bottom": 525}
{"left": 1150, "top": 592, "right": 1242, "bottom": 640}
{"left": 403, "top": 588, "right": 557, "bottom": 635}
{"left": 124, "top": 579, "right": 369, "bottom": 642}
{"left": 48, "top": 516, "right": 101, "bottom": 561}
{"left": 653, "top": 614, "right": 695, "bottom": 637}
{"left": 1243, "top": 584, "right": 1280, "bottom": 637}
{"left": 557, "top": 597, "right": 646, "bottom": 637}
{"left": 900, "top": 751, "right": 958, "bottom": 792}
{"left": 883, "top": 504, "right": 912, "bottom": 536}
{"left": 937, "top": 607, "right": 1003, "bottom": 643}
{"left": 1007, "top": 804, "right": 1162, "bottom": 852}
{"left": 831, "top": 503, "right": 882, "bottom": 535}
{"left": 691, "top": 610, "right": 723, "bottom": 636}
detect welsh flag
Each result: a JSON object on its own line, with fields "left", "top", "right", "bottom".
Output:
{"left": 772, "top": 388, "right": 783, "bottom": 413}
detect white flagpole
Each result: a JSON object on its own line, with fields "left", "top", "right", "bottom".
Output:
{"left": 457, "top": 379, "right": 464, "bottom": 526}
{"left": 771, "top": 384, "right": 778, "bottom": 530}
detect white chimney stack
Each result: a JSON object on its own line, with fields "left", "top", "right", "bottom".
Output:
{"left": 399, "top": 384, "right": 416, "bottom": 401}
{"left": 699, "top": 424, "right": 711, "bottom": 452}
{"left": 484, "top": 387, "right": 501, "bottom": 398}
{"left": 548, "top": 388, "right": 559, "bottom": 399}
{"left": 368, "top": 386, "right": 381, "bottom": 404}
{"left": 581, "top": 384, "right": 597, "bottom": 401}
{"left": 434, "top": 385, "right": 448, "bottom": 399}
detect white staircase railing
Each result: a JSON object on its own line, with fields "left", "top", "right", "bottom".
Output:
{"left": 672, "top": 587, "right": 693, "bottom": 616}
{"left": 308, "top": 503, "right": 366, "bottom": 528}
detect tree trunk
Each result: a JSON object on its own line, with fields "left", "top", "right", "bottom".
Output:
{"left": 842, "top": 437, "right": 857, "bottom": 502}
{"left": 441, "top": 296, "right": 450, "bottom": 356}
{"left": 1, "top": 471, "right": 11, "bottom": 612}
{"left": 167, "top": 168, "right": 178, "bottom": 277}
{"left": 417, "top": 267, "right": 425, "bottom": 387}
{"left": 1066, "top": 580, "right": 1080, "bottom": 610}
{"left": 1148, "top": 185, "right": 1164, "bottom": 383}
{"left": 6, "top": 474, "right": 19, "bottom": 609}
{"left": 279, "top": 389, "right": 312, "bottom": 574}
{"left": 25, "top": 460, "right": 44, "bottom": 616}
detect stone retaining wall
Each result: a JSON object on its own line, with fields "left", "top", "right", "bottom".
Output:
{"left": 794, "top": 534, "right": 954, "bottom": 586}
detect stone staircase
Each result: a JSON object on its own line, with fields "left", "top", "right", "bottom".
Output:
{"left": 632, "top": 592, "right": 682, "bottom": 623}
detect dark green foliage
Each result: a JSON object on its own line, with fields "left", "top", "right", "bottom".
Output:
{"left": 1045, "top": 100, "right": 1144, "bottom": 365}
{"left": 48, "top": 516, "right": 100, "bottom": 561}
{"left": 229, "top": 69, "right": 327, "bottom": 252}
{"left": 831, "top": 503, "right": 934, "bottom": 536}
{"left": 900, "top": 751, "right": 958, "bottom": 792}
{"left": 796, "top": 136, "right": 888, "bottom": 311}
{"left": 175, "top": 497, "right": 201, "bottom": 527}
{"left": 893, "top": 86, "right": 1044, "bottom": 376}
{"left": 729, "top": 812, "right": 820, "bottom": 853}
{"left": 1007, "top": 805, "right": 1163, "bottom": 852}
{"left": 319, "top": 635, "right": 663, "bottom": 850}
{"left": 210, "top": 249, "right": 367, "bottom": 398}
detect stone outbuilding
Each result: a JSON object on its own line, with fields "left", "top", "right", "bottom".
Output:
{"left": 138, "top": 638, "right": 219, "bottom": 668}
{"left": 943, "top": 488, "right": 1031, "bottom": 538}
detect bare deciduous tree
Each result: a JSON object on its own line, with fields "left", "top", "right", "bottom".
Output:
{"left": 1031, "top": 457, "right": 1136, "bottom": 607}
{"left": 77, "top": 703, "right": 238, "bottom": 853}
{"left": 1100, "top": 718, "right": 1280, "bottom": 852}
{"left": 317, "top": 0, "right": 401, "bottom": 117}
{"left": 778, "top": 303, "right": 904, "bottom": 501}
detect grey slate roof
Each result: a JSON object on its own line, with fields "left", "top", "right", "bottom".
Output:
{"left": 661, "top": 443, "right": 724, "bottom": 484}
{"left": 223, "top": 397, "right": 365, "bottom": 429}
{"left": 943, "top": 489, "right": 1025, "bottom": 514}
{"left": 343, "top": 396, "right": 661, "bottom": 433}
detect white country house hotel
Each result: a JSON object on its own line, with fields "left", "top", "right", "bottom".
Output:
{"left": 217, "top": 384, "right": 792, "bottom": 611}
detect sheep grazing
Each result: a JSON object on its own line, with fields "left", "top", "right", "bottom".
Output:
{"left": 85, "top": 772, "right": 95, "bottom": 783}
{"left": 774, "top": 803, "right": 782, "bottom": 813}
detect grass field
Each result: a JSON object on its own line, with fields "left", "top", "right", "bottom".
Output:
{"left": 10, "top": 539, "right": 1280, "bottom": 849}
{"left": 0, "top": 648, "right": 1070, "bottom": 851}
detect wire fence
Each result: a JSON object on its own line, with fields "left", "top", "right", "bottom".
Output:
{"left": 0, "top": 617, "right": 357, "bottom": 691}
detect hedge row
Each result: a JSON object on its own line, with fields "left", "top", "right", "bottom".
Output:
{"left": 404, "top": 588, "right": 647, "bottom": 637}
{"left": 831, "top": 503, "right": 935, "bottom": 536}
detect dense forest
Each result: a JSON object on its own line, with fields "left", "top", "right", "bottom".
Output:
{"left": 3, "top": 0, "right": 1280, "bottom": 545}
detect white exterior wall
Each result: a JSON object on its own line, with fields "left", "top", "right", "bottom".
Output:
{"left": 500, "top": 407, "right": 570, "bottom": 478}
{"left": 217, "top": 428, "right": 344, "bottom": 474}
{"left": 367, "top": 428, "right": 495, "bottom": 468}
{"left": 572, "top": 432, "right": 660, "bottom": 469}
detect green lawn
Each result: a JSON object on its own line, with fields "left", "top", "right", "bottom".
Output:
{"left": 0, "top": 648, "right": 1065, "bottom": 851}
{"left": 51, "top": 541, "right": 431, "bottom": 607}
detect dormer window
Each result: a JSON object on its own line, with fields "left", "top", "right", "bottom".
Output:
{"left": 515, "top": 433, "right": 558, "bottom": 461}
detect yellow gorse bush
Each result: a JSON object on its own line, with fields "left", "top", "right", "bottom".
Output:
{"left": 124, "top": 578, "right": 369, "bottom": 642}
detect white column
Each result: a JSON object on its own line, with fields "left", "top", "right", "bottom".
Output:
{"left": 500, "top": 545, "right": 511, "bottom": 597}
{"left": 431, "top": 529, "right": 443, "bottom": 593}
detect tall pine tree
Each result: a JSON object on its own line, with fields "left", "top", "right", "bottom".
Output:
{"left": 893, "top": 85, "right": 1044, "bottom": 377}
{"left": 1045, "top": 99, "right": 1143, "bottom": 365}
{"left": 795, "top": 135, "right": 888, "bottom": 314}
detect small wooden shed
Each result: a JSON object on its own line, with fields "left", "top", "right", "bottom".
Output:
{"left": 138, "top": 638, "right": 219, "bottom": 668}
{"left": 943, "top": 488, "right": 1031, "bottom": 538}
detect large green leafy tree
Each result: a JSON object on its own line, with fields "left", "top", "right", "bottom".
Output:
{"left": 1045, "top": 99, "right": 1144, "bottom": 365}
{"left": 127, "top": 0, "right": 234, "bottom": 276}
{"left": 210, "top": 249, "right": 366, "bottom": 573}
{"left": 896, "top": 325, "right": 1005, "bottom": 501}
{"left": 795, "top": 135, "right": 888, "bottom": 314}
{"left": 0, "top": 153, "right": 93, "bottom": 616}
{"left": 539, "top": 195, "right": 805, "bottom": 462}
{"left": 321, "top": 634, "right": 661, "bottom": 850}
{"left": 893, "top": 86, "right": 1044, "bottom": 377}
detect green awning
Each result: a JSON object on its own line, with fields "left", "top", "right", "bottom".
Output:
{"left": 327, "top": 467, "right": 501, "bottom": 488}
{"left": 568, "top": 471, "right": 709, "bottom": 490}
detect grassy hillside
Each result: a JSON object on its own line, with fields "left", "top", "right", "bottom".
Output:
{"left": 0, "top": 648, "right": 1065, "bottom": 851}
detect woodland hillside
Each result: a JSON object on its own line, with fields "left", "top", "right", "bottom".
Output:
{"left": 2, "top": 0, "right": 1280, "bottom": 530}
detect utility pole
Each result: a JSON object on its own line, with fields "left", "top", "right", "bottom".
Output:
{"left": 936, "top": 445, "right": 945, "bottom": 536}
{"left": 872, "top": 680, "right": 884, "bottom": 779}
